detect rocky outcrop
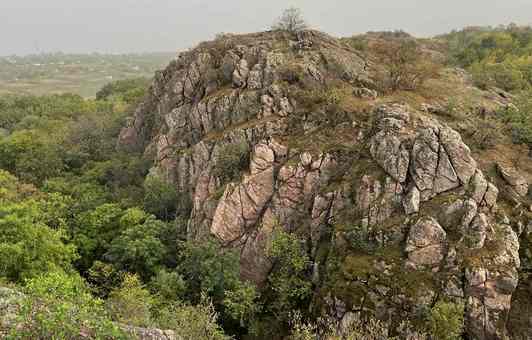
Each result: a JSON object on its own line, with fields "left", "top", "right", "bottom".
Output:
{"left": 118, "top": 30, "right": 528, "bottom": 339}
{"left": 212, "top": 140, "right": 336, "bottom": 283}
{"left": 0, "top": 287, "right": 23, "bottom": 337}
{"left": 497, "top": 163, "right": 529, "bottom": 198}
{"left": 465, "top": 222, "right": 520, "bottom": 340}
{"left": 369, "top": 109, "right": 410, "bottom": 183}
{"left": 121, "top": 326, "right": 178, "bottom": 340}
{"left": 403, "top": 185, "right": 420, "bottom": 215}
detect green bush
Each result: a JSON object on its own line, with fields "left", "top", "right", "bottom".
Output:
{"left": 503, "top": 93, "right": 532, "bottom": 145}
{"left": 471, "top": 61, "right": 527, "bottom": 91}
{"left": 0, "top": 130, "right": 64, "bottom": 185}
{"left": 177, "top": 238, "right": 241, "bottom": 304}
{"left": 9, "top": 271, "right": 125, "bottom": 339}
{"left": 346, "top": 224, "right": 376, "bottom": 254}
{"left": 73, "top": 203, "right": 125, "bottom": 272}
{"left": 213, "top": 142, "right": 250, "bottom": 184}
{"left": 429, "top": 301, "right": 465, "bottom": 340}
{"left": 266, "top": 230, "right": 312, "bottom": 323}
{"left": 443, "top": 25, "right": 532, "bottom": 91}
{"left": 155, "top": 296, "right": 231, "bottom": 340}
{"left": 150, "top": 269, "right": 187, "bottom": 302}
{"left": 106, "top": 273, "right": 154, "bottom": 327}
{"left": 105, "top": 209, "right": 169, "bottom": 279}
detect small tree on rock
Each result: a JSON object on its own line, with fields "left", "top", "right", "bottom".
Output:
{"left": 373, "top": 38, "right": 441, "bottom": 92}
{"left": 272, "top": 7, "right": 308, "bottom": 33}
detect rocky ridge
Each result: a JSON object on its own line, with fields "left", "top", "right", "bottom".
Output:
{"left": 119, "top": 30, "right": 531, "bottom": 339}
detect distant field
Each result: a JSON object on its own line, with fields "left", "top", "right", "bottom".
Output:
{"left": 0, "top": 52, "right": 175, "bottom": 97}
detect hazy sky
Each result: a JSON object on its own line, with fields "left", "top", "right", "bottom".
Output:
{"left": 2, "top": 0, "right": 532, "bottom": 56}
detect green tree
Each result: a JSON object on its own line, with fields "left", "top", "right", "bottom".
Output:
{"left": 143, "top": 174, "right": 178, "bottom": 220}
{"left": 266, "top": 229, "right": 312, "bottom": 323}
{"left": 105, "top": 208, "right": 169, "bottom": 279}
{"left": 503, "top": 93, "right": 532, "bottom": 146}
{"left": 96, "top": 78, "right": 150, "bottom": 103}
{"left": 0, "top": 130, "right": 64, "bottom": 184}
{"left": 0, "top": 200, "right": 77, "bottom": 282}
{"left": 177, "top": 239, "right": 241, "bottom": 304}
{"left": 73, "top": 203, "right": 124, "bottom": 272}
{"left": 223, "top": 282, "right": 260, "bottom": 329}
{"left": 87, "top": 261, "right": 123, "bottom": 298}
{"left": 150, "top": 269, "right": 187, "bottom": 302}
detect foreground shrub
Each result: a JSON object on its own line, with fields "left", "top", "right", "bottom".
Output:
{"left": 106, "top": 273, "right": 154, "bottom": 328}
{"left": 156, "top": 296, "right": 230, "bottom": 340}
{"left": 266, "top": 230, "right": 312, "bottom": 323}
{"left": 9, "top": 271, "right": 125, "bottom": 339}
{"left": 288, "top": 311, "right": 428, "bottom": 340}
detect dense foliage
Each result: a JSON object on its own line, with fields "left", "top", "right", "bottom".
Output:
{"left": 0, "top": 80, "right": 265, "bottom": 339}
{"left": 442, "top": 25, "right": 532, "bottom": 91}
{"left": 441, "top": 24, "right": 532, "bottom": 147}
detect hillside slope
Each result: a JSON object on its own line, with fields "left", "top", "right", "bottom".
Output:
{"left": 119, "top": 30, "right": 532, "bottom": 339}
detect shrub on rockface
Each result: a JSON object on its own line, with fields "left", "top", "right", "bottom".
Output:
{"left": 213, "top": 142, "right": 250, "bottom": 184}
{"left": 428, "top": 301, "right": 465, "bottom": 340}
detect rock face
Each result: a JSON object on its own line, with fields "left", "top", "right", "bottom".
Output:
{"left": 497, "top": 163, "right": 529, "bottom": 198}
{"left": 121, "top": 326, "right": 178, "bottom": 340}
{"left": 119, "top": 30, "right": 529, "bottom": 339}
{"left": 0, "top": 287, "right": 23, "bottom": 337}
{"left": 405, "top": 217, "right": 447, "bottom": 268}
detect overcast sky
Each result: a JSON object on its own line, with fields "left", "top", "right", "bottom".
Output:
{"left": 2, "top": 0, "right": 532, "bottom": 56}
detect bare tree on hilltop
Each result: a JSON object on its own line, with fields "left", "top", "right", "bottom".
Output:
{"left": 272, "top": 7, "right": 308, "bottom": 33}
